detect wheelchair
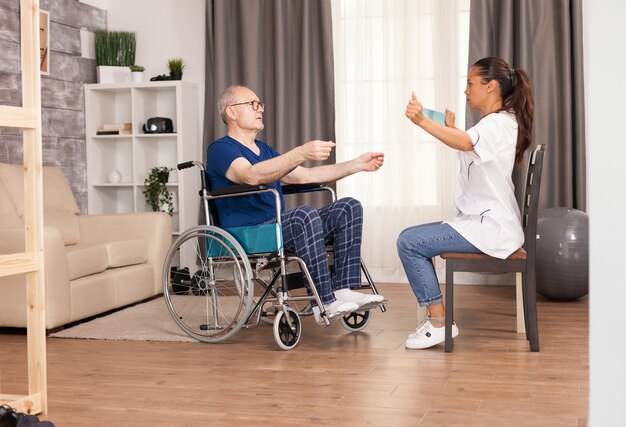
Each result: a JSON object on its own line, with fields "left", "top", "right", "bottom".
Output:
{"left": 162, "top": 160, "right": 386, "bottom": 350}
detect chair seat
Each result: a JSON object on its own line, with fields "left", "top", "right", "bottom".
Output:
{"left": 440, "top": 247, "right": 527, "bottom": 261}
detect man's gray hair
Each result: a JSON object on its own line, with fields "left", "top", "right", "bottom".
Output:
{"left": 218, "top": 85, "right": 243, "bottom": 124}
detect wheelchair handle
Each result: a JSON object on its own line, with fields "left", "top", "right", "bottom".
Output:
{"left": 177, "top": 160, "right": 204, "bottom": 171}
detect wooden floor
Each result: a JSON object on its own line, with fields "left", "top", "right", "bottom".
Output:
{"left": 0, "top": 283, "right": 588, "bottom": 426}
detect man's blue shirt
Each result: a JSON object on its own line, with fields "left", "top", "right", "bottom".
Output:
{"left": 205, "top": 135, "right": 285, "bottom": 228}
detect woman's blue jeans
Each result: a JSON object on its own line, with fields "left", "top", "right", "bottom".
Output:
{"left": 396, "top": 221, "right": 480, "bottom": 307}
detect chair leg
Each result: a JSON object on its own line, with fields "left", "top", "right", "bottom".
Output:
{"left": 522, "top": 268, "right": 540, "bottom": 352}
{"left": 445, "top": 261, "right": 454, "bottom": 352}
{"left": 516, "top": 272, "right": 526, "bottom": 333}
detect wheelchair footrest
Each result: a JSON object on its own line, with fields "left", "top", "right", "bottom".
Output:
{"left": 354, "top": 299, "right": 388, "bottom": 312}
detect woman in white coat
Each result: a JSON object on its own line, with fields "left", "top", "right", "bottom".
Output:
{"left": 397, "top": 56, "right": 535, "bottom": 349}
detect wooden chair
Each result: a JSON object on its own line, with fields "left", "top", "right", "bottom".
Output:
{"left": 440, "top": 144, "right": 546, "bottom": 352}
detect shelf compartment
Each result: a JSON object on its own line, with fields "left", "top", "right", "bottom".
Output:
{"left": 133, "top": 86, "right": 178, "bottom": 133}
{"left": 88, "top": 138, "right": 133, "bottom": 185}
{"left": 135, "top": 137, "right": 178, "bottom": 183}
{"left": 85, "top": 88, "right": 132, "bottom": 135}
{"left": 91, "top": 186, "right": 134, "bottom": 213}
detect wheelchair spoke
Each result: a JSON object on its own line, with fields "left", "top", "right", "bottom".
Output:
{"left": 163, "top": 226, "right": 254, "bottom": 343}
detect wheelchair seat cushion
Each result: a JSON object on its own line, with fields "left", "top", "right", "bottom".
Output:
{"left": 207, "top": 223, "right": 283, "bottom": 256}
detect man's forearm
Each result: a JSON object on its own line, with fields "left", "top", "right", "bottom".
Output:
{"left": 237, "top": 148, "right": 305, "bottom": 185}
{"left": 284, "top": 160, "right": 357, "bottom": 184}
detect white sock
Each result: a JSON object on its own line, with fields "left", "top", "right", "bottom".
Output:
{"left": 334, "top": 288, "right": 357, "bottom": 300}
{"left": 429, "top": 316, "right": 446, "bottom": 328}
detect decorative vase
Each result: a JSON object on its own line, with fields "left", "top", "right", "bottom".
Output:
{"left": 106, "top": 167, "right": 122, "bottom": 184}
{"left": 131, "top": 71, "right": 144, "bottom": 83}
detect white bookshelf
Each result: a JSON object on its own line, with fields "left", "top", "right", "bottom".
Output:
{"left": 85, "top": 81, "right": 201, "bottom": 235}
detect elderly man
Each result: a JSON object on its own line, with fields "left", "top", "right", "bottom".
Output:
{"left": 206, "top": 85, "right": 385, "bottom": 322}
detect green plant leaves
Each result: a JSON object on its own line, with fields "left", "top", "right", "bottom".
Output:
{"left": 142, "top": 166, "right": 174, "bottom": 215}
{"left": 95, "top": 31, "right": 137, "bottom": 67}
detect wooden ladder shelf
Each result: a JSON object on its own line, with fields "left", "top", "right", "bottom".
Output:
{"left": 0, "top": 0, "right": 48, "bottom": 415}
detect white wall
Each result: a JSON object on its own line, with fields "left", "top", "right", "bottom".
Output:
{"left": 80, "top": 0, "right": 205, "bottom": 87}
{"left": 584, "top": 0, "right": 626, "bottom": 425}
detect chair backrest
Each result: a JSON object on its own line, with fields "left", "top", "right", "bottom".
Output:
{"left": 521, "top": 144, "right": 546, "bottom": 261}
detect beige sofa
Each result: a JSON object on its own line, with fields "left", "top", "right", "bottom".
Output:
{"left": 0, "top": 163, "right": 172, "bottom": 329}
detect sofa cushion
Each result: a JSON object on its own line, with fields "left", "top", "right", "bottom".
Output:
{"left": 42, "top": 166, "right": 81, "bottom": 245}
{"left": 42, "top": 166, "right": 80, "bottom": 214}
{"left": 44, "top": 211, "right": 81, "bottom": 245}
{"left": 105, "top": 239, "right": 148, "bottom": 268}
{"left": 0, "top": 180, "right": 21, "bottom": 229}
{"left": 0, "top": 164, "right": 80, "bottom": 244}
{"left": 66, "top": 243, "right": 109, "bottom": 280}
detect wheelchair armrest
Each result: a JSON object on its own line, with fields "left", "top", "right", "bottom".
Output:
{"left": 281, "top": 183, "right": 336, "bottom": 201}
{"left": 210, "top": 184, "right": 267, "bottom": 197}
{"left": 281, "top": 183, "right": 329, "bottom": 194}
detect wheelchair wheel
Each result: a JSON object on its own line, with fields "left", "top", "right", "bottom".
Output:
{"left": 163, "top": 225, "right": 254, "bottom": 343}
{"left": 340, "top": 310, "right": 371, "bottom": 332}
{"left": 273, "top": 308, "right": 301, "bottom": 350}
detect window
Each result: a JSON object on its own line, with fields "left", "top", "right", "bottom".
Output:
{"left": 331, "top": 0, "right": 470, "bottom": 282}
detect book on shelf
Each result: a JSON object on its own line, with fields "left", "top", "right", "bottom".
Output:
{"left": 96, "top": 129, "right": 132, "bottom": 135}
{"left": 100, "top": 122, "right": 132, "bottom": 131}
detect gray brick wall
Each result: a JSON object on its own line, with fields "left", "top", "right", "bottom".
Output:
{"left": 0, "top": 0, "right": 106, "bottom": 213}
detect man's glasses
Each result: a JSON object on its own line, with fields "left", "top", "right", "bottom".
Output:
{"left": 230, "top": 100, "right": 264, "bottom": 111}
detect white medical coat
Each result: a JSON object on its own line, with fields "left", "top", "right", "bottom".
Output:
{"left": 446, "top": 111, "right": 524, "bottom": 259}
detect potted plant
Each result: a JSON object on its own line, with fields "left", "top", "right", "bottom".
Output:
{"left": 95, "top": 30, "right": 136, "bottom": 83}
{"left": 167, "top": 57, "right": 185, "bottom": 80}
{"left": 143, "top": 166, "right": 174, "bottom": 215}
{"left": 130, "top": 64, "right": 145, "bottom": 83}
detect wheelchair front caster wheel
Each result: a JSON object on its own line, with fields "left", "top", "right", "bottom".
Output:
{"left": 340, "top": 310, "right": 371, "bottom": 331}
{"left": 273, "top": 308, "right": 301, "bottom": 350}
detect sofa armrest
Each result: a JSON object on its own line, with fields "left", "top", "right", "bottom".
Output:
{"left": 0, "top": 225, "right": 72, "bottom": 328}
{"left": 78, "top": 212, "right": 172, "bottom": 295}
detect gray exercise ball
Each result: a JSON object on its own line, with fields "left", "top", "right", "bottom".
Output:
{"left": 536, "top": 207, "right": 589, "bottom": 300}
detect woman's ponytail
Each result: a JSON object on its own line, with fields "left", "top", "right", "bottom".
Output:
{"left": 506, "top": 68, "right": 534, "bottom": 163}
{"left": 472, "top": 57, "right": 535, "bottom": 163}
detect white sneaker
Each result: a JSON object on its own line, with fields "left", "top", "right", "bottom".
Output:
{"left": 334, "top": 288, "right": 385, "bottom": 310}
{"left": 405, "top": 318, "right": 459, "bottom": 349}
{"left": 312, "top": 299, "right": 359, "bottom": 324}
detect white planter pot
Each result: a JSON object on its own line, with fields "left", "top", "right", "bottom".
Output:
{"left": 97, "top": 66, "right": 132, "bottom": 84}
{"left": 132, "top": 71, "right": 144, "bottom": 83}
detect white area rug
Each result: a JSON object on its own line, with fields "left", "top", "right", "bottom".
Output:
{"left": 50, "top": 297, "right": 196, "bottom": 342}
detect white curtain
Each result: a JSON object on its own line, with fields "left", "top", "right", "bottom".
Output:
{"left": 331, "top": 0, "right": 471, "bottom": 283}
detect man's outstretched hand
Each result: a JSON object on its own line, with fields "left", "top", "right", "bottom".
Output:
{"left": 358, "top": 152, "right": 385, "bottom": 172}
{"left": 300, "top": 140, "right": 336, "bottom": 161}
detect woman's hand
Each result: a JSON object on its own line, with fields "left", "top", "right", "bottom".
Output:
{"left": 445, "top": 109, "right": 456, "bottom": 127}
{"left": 405, "top": 92, "right": 424, "bottom": 125}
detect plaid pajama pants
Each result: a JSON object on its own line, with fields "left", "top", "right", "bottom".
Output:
{"left": 280, "top": 197, "right": 363, "bottom": 305}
